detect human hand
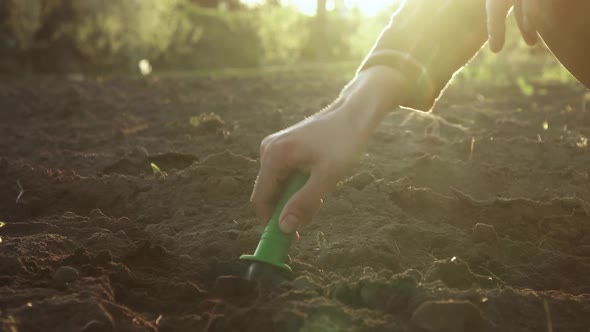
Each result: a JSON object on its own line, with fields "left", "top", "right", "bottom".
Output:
{"left": 250, "top": 66, "right": 406, "bottom": 233}
{"left": 486, "top": 0, "right": 540, "bottom": 53}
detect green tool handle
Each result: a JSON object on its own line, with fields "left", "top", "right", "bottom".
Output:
{"left": 264, "top": 171, "right": 308, "bottom": 239}
{"left": 240, "top": 172, "right": 309, "bottom": 273}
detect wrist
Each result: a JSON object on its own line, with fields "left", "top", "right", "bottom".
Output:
{"left": 311, "top": 66, "right": 407, "bottom": 143}
{"left": 340, "top": 65, "right": 408, "bottom": 118}
{"left": 334, "top": 66, "right": 407, "bottom": 133}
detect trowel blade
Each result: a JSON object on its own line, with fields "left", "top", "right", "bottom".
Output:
{"left": 244, "top": 262, "right": 290, "bottom": 286}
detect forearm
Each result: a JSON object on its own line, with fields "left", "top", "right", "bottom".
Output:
{"left": 358, "top": 0, "right": 489, "bottom": 111}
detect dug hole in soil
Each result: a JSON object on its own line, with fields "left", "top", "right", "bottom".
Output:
{"left": 1, "top": 71, "right": 590, "bottom": 331}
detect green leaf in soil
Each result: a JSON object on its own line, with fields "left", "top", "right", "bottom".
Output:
{"left": 517, "top": 77, "right": 534, "bottom": 96}
{"left": 150, "top": 162, "right": 163, "bottom": 175}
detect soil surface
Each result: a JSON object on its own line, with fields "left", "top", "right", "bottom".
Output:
{"left": 1, "top": 69, "right": 590, "bottom": 332}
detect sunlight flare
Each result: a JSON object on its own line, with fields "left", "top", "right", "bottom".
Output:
{"left": 241, "top": 0, "right": 393, "bottom": 16}
{"left": 139, "top": 59, "right": 152, "bottom": 76}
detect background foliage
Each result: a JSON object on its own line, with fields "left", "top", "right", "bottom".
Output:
{"left": 0, "top": 0, "right": 573, "bottom": 82}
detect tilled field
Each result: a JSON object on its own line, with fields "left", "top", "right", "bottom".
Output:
{"left": 1, "top": 70, "right": 589, "bottom": 331}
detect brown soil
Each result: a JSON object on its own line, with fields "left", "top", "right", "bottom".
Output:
{"left": 1, "top": 70, "right": 590, "bottom": 332}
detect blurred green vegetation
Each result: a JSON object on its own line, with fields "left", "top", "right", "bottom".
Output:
{"left": 456, "top": 12, "right": 574, "bottom": 84}
{"left": 0, "top": 0, "right": 391, "bottom": 74}
{"left": 0, "top": 0, "right": 575, "bottom": 84}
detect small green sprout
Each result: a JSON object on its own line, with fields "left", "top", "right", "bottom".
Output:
{"left": 517, "top": 77, "right": 534, "bottom": 96}
{"left": 16, "top": 180, "right": 24, "bottom": 204}
{"left": 542, "top": 119, "right": 549, "bottom": 131}
{"left": 7, "top": 315, "right": 16, "bottom": 332}
{"left": 150, "top": 162, "right": 163, "bottom": 176}
{"left": 543, "top": 299, "right": 554, "bottom": 332}
{"left": 316, "top": 231, "right": 328, "bottom": 250}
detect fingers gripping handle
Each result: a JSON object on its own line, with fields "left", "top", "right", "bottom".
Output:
{"left": 240, "top": 172, "right": 309, "bottom": 273}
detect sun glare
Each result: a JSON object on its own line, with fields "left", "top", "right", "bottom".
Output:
{"left": 343, "top": 0, "right": 392, "bottom": 16}
{"left": 242, "top": 0, "right": 393, "bottom": 16}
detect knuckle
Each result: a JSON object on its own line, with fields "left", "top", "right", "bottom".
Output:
{"left": 260, "top": 131, "right": 284, "bottom": 155}
{"left": 266, "top": 137, "right": 295, "bottom": 157}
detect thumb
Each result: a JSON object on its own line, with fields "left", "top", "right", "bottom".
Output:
{"left": 278, "top": 168, "right": 336, "bottom": 233}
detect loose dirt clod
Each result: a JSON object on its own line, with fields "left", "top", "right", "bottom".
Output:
{"left": 190, "top": 113, "right": 225, "bottom": 132}
{"left": 0, "top": 255, "right": 25, "bottom": 275}
{"left": 472, "top": 223, "right": 498, "bottom": 244}
{"left": 359, "top": 278, "right": 391, "bottom": 309}
{"left": 94, "top": 250, "right": 113, "bottom": 264}
{"left": 411, "top": 300, "right": 493, "bottom": 332}
{"left": 327, "top": 280, "right": 353, "bottom": 304}
{"left": 190, "top": 112, "right": 231, "bottom": 138}
{"left": 292, "top": 275, "right": 321, "bottom": 293}
{"left": 53, "top": 266, "right": 80, "bottom": 286}
{"left": 343, "top": 171, "right": 376, "bottom": 190}
{"left": 424, "top": 257, "right": 497, "bottom": 289}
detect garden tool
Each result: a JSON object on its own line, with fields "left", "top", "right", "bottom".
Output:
{"left": 240, "top": 172, "right": 308, "bottom": 285}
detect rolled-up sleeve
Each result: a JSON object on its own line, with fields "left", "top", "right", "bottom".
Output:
{"left": 358, "top": 0, "right": 489, "bottom": 111}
